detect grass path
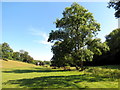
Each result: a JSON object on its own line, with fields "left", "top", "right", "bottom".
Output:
{"left": 1, "top": 59, "right": 119, "bottom": 88}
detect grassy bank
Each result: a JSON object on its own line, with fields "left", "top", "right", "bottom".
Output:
{"left": 1, "top": 59, "right": 120, "bottom": 88}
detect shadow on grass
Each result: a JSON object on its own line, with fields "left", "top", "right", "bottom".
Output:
{"left": 2, "top": 68, "right": 68, "bottom": 73}
{"left": 3, "top": 74, "right": 107, "bottom": 88}
{"left": 99, "top": 65, "right": 120, "bottom": 70}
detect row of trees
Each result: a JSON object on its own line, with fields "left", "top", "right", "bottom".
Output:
{"left": 85, "top": 28, "right": 120, "bottom": 66}
{"left": 0, "top": 42, "right": 51, "bottom": 66}
{"left": 48, "top": 2, "right": 120, "bottom": 70}
{"left": 89, "top": 0, "right": 120, "bottom": 65}
{"left": 0, "top": 42, "right": 34, "bottom": 63}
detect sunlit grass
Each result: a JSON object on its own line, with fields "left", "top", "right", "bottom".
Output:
{"left": 1, "top": 59, "right": 119, "bottom": 88}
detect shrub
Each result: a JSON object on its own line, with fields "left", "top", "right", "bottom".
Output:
{"left": 3, "top": 58, "right": 8, "bottom": 61}
{"left": 86, "top": 67, "right": 120, "bottom": 79}
{"left": 8, "top": 57, "right": 13, "bottom": 60}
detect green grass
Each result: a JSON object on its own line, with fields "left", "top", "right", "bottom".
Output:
{"left": 1, "top": 59, "right": 120, "bottom": 88}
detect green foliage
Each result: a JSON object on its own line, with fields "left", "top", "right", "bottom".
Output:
{"left": 104, "top": 28, "right": 120, "bottom": 64}
{"left": 85, "top": 66, "right": 120, "bottom": 79}
{"left": 1, "top": 42, "right": 13, "bottom": 59}
{"left": 88, "top": 38, "right": 109, "bottom": 55}
{"left": 19, "top": 50, "right": 34, "bottom": 63}
{"left": 1, "top": 42, "right": 34, "bottom": 65}
{"left": 43, "top": 61, "right": 51, "bottom": 65}
{"left": 48, "top": 3, "right": 109, "bottom": 70}
{"left": 108, "top": 0, "right": 120, "bottom": 18}
{"left": 50, "top": 40, "right": 73, "bottom": 67}
{"left": 3, "top": 58, "right": 8, "bottom": 61}
{"left": 12, "top": 52, "right": 20, "bottom": 60}
{"left": 106, "top": 28, "right": 120, "bottom": 54}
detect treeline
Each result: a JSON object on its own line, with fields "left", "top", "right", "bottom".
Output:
{"left": 0, "top": 42, "right": 50, "bottom": 66}
{"left": 90, "top": 1, "right": 120, "bottom": 66}
{"left": 0, "top": 42, "right": 34, "bottom": 63}
{"left": 85, "top": 28, "right": 120, "bottom": 66}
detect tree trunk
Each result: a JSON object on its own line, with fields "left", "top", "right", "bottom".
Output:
{"left": 75, "top": 66, "right": 80, "bottom": 70}
{"left": 80, "top": 60, "right": 84, "bottom": 71}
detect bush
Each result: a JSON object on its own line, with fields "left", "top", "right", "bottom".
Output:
{"left": 3, "top": 58, "right": 8, "bottom": 61}
{"left": 8, "top": 57, "right": 13, "bottom": 60}
{"left": 86, "top": 67, "right": 120, "bottom": 79}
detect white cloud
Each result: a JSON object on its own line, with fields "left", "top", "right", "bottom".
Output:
{"left": 27, "top": 27, "right": 54, "bottom": 61}
{"left": 29, "top": 27, "right": 53, "bottom": 46}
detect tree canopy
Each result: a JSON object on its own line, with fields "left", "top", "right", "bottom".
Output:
{"left": 48, "top": 3, "right": 109, "bottom": 70}
{"left": 1, "top": 42, "right": 34, "bottom": 64}
{"left": 1, "top": 42, "right": 13, "bottom": 60}
{"left": 106, "top": 28, "right": 120, "bottom": 61}
{"left": 108, "top": 0, "right": 120, "bottom": 18}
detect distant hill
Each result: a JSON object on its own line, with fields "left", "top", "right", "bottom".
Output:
{"left": 0, "top": 59, "right": 37, "bottom": 69}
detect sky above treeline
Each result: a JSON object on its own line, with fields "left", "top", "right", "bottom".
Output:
{"left": 2, "top": 2, "right": 117, "bottom": 61}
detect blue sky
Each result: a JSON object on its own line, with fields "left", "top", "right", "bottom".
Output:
{"left": 2, "top": 2, "right": 117, "bottom": 61}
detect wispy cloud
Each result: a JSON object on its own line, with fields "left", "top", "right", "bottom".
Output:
{"left": 29, "top": 27, "right": 53, "bottom": 46}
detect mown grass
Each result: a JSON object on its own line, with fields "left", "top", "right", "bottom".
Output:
{"left": 1, "top": 59, "right": 120, "bottom": 89}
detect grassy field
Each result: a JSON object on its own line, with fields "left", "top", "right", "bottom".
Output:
{"left": 1, "top": 59, "right": 120, "bottom": 89}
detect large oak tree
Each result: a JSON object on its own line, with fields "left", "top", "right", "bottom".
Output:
{"left": 48, "top": 3, "right": 109, "bottom": 70}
